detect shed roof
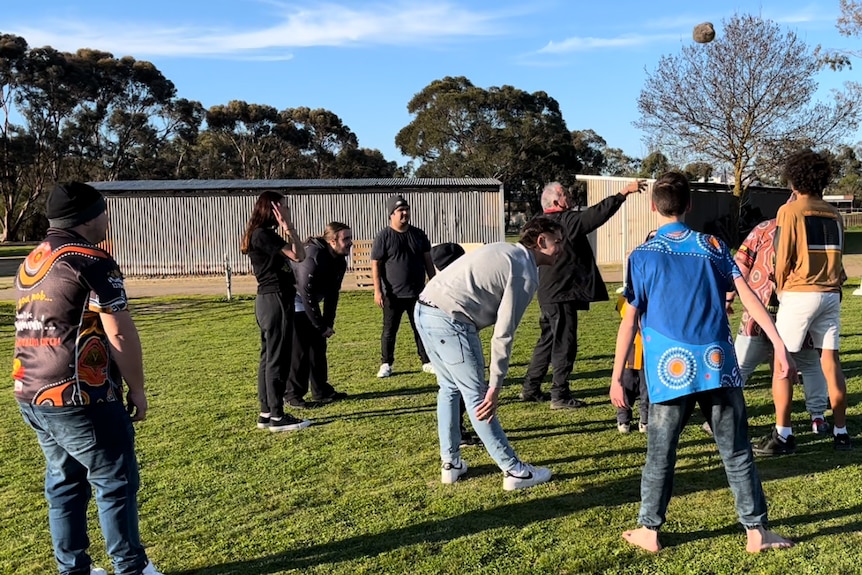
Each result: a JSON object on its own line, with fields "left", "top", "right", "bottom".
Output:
{"left": 89, "top": 178, "right": 503, "bottom": 194}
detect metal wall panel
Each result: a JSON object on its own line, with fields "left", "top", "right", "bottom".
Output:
{"left": 104, "top": 187, "right": 504, "bottom": 276}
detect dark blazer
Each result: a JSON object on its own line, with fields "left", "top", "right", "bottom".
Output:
{"left": 537, "top": 193, "right": 626, "bottom": 307}
{"left": 291, "top": 238, "right": 348, "bottom": 332}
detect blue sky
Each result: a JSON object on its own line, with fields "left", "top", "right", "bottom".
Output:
{"left": 5, "top": 1, "right": 860, "bottom": 168}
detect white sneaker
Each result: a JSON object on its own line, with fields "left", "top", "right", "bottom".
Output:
{"left": 91, "top": 568, "right": 108, "bottom": 575}
{"left": 441, "top": 458, "right": 468, "bottom": 484}
{"left": 142, "top": 562, "right": 165, "bottom": 575}
{"left": 503, "top": 462, "right": 552, "bottom": 491}
{"left": 377, "top": 363, "right": 392, "bottom": 378}
{"left": 422, "top": 362, "right": 436, "bottom": 374}
{"left": 638, "top": 422, "right": 648, "bottom": 433}
{"left": 617, "top": 422, "right": 631, "bottom": 434}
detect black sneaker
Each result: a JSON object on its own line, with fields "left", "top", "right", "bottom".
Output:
{"left": 519, "top": 391, "right": 550, "bottom": 403}
{"left": 834, "top": 433, "right": 852, "bottom": 451}
{"left": 753, "top": 429, "right": 796, "bottom": 456}
{"left": 459, "top": 431, "right": 483, "bottom": 448}
{"left": 285, "top": 398, "right": 307, "bottom": 409}
{"left": 269, "top": 414, "right": 312, "bottom": 432}
{"left": 315, "top": 391, "right": 348, "bottom": 404}
{"left": 550, "top": 397, "right": 587, "bottom": 410}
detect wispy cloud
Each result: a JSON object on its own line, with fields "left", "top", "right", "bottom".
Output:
{"left": 537, "top": 33, "right": 681, "bottom": 54}
{"left": 7, "top": 2, "right": 509, "bottom": 58}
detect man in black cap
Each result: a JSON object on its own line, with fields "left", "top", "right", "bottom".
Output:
{"left": 13, "top": 182, "right": 162, "bottom": 575}
{"left": 371, "top": 194, "right": 436, "bottom": 377}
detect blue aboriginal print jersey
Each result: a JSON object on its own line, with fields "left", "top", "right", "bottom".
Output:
{"left": 12, "top": 229, "right": 128, "bottom": 406}
{"left": 624, "top": 222, "right": 743, "bottom": 403}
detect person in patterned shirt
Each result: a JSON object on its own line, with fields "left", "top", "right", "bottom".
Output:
{"left": 610, "top": 172, "right": 793, "bottom": 554}
{"left": 727, "top": 215, "right": 830, "bottom": 444}
{"left": 13, "top": 182, "right": 162, "bottom": 575}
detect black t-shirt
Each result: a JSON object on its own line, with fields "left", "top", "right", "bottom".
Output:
{"left": 248, "top": 227, "right": 295, "bottom": 296}
{"left": 370, "top": 225, "right": 431, "bottom": 298}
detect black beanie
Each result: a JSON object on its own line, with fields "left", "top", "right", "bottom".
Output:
{"left": 47, "top": 182, "right": 107, "bottom": 229}
{"left": 431, "top": 242, "right": 465, "bottom": 271}
{"left": 387, "top": 195, "right": 409, "bottom": 215}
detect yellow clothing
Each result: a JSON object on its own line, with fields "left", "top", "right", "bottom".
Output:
{"left": 616, "top": 294, "right": 643, "bottom": 370}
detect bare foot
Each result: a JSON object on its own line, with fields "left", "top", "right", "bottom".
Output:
{"left": 622, "top": 526, "right": 662, "bottom": 552}
{"left": 745, "top": 526, "right": 794, "bottom": 553}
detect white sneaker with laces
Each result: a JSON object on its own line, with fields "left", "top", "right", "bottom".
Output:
{"left": 617, "top": 422, "right": 631, "bottom": 434}
{"left": 91, "top": 568, "right": 108, "bottom": 575}
{"left": 503, "top": 462, "right": 552, "bottom": 491}
{"left": 422, "top": 362, "right": 436, "bottom": 374}
{"left": 142, "top": 561, "right": 165, "bottom": 575}
{"left": 441, "top": 458, "right": 468, "bottom": 484}
{"left": 377, "top": 363, "right": 392, "bottom": 378}
{"left": 638, "top": 422, "right": 648, "bottom": 433}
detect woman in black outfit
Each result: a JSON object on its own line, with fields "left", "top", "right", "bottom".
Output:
{"left": 240, "top": 191, "right": 310, "bottom": 432}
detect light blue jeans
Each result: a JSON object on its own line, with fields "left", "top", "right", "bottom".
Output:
{"left": 414, "top": 304, "right": 519, "bottom": 471}
{"left": 19, "top": 401, "right": 149, "bottom": 575}
{"left": 735, "top": 334, "right": 829, "bottom": 416}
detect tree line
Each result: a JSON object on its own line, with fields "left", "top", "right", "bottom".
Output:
{"left": 4, "top": 10, "right": 862, "bottom": 240}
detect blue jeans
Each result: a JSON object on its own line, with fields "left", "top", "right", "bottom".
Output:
{"left": 638, "top": 388, "right": 768, "bottom": 530}
{"left": 414, "top": 304, "right": 519, "bottom": 471}
{"left": 19, "top": 401, "right": 149, "bottom": 575}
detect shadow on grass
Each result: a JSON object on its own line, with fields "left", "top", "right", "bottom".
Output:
{"left": 347, "top": 385, "right": 438, "bottom": 400}
{"left": 171, "top": 455, "right": 860, "bottom": 575}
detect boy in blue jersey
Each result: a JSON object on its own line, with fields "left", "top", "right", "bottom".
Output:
{"left": 610, "top": 172, "right": 794, "bottom": 553}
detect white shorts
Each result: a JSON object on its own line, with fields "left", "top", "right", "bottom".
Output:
{"left": 775, "top": 291, "right": 841, "bottom": 352}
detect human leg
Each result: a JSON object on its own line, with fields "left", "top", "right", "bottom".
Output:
{"left": 521, "top": 306, "right": 554, "bottom": 399}
{"left": 255, "top": 293, "right": 289, "bottom": 418}
{"left": 793, "top": 347, "right": 829, "bottom": 420}
{"left": 380, "top": 296, "right": 401, "bottom": 366}
{"left": 637, "top": 368, "right": 650, "bottom": 428}
{"left": 285, "top": 312, "right": 311, "bottom": 404}
{"left": 403, "top": 297, "right": 431, "bottom": 364}
{"left": 548, "top": 302, "right": 580, "bottom": 403}
{"left": 734, "top": 334, "right": 772, "bottom": 383}
{"left": 306, "top": 320, "right": 336, "bottom": 401}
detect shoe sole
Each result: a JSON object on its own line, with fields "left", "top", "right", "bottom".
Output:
{"left": 257, "top": 423, "right": 270, "bottom": 430}
{"left": 269, "top": 420, "right": 312, "bottom": 432}
{"left": 752, "top": 447, "right": 795, "bottom": 456}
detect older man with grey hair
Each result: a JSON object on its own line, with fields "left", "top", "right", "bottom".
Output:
{"left": 521, "top": 179, "right": 643, "bottom": 409}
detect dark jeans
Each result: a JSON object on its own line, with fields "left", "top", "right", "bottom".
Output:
{"left": 18, "top": 401, "right": 149, "bottom": 575}
{"left": 255, "top": 292, "right": 293, "bottom": 418}
{"left": 638, "top": 387, "right": 768, "bottom": 530}
{"left": 381, "top": 296, "right": 430, "bottom": 365}
{"left": 616, "top": 368, "right": 650, "bottom": 425}
{"left": 522, "top": 301, "right": 579, "bottom": 401}
{"left": 286, "top": 312, "right": 336, "bottom": 401}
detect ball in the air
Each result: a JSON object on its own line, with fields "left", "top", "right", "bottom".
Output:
{"left": 693, "top": 22, "right": 715, "bottom": 43}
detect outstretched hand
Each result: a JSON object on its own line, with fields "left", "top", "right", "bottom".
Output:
{"left": 622, "top": 180, "right": 646, "bottom": 196}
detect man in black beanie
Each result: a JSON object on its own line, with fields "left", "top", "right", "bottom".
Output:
{"left": 370, "top": 194, "right": 436, "bottom": 378}
{"left": 14, "top": 182, "right": 163, "bottom": 575}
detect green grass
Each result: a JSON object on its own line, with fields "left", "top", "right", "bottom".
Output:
{"left": 0, "top": 243, "right": 37, "bottom": 258}
{"left": 2, "top": 287, "right": 862, "bottom": 574}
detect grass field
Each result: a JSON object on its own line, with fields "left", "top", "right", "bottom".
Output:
{"left": 2, "top": 287, "right": 862, "bottom": 575}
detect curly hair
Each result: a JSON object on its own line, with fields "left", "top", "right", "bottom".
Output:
{"left": 783, "top": 149, "right": 831, "bottom": 196}
{"left": 519, "top": 216, "right": 563, "bottom": 249}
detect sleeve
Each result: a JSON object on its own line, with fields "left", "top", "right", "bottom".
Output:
{"left": 79, "top": 255, "right": 128, "bottom": 314}
{"left": 293, "top": 243, "right": 326, "bottom": 331}
{"left": 561, "top": 193, "right": 626, "bottom": 237}
{"left": 420, "top": 229, "right": 432, "bottom": 253}
{"left": 734, "top": 226, "right": 762, "bottom": 279}
{"left": 322, "top": 260, "right": 347, "bottom": 328}
{"left": 624, "top": 251, "right": 647, "bottom": 312}
{"left": 370, "top": 230, "right": 387, "bottom": 261}
{"left": 773, "top": 206, "right": 797, "bottom": 292}
{"left": 488, "top": 268, "right": 534, "bottom": 389}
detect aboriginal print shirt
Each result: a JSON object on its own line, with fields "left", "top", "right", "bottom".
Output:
{"left": 13, "top": 229, "right": 127, "bottom": 406}
{"left": 624, "top": 222, "right": 743, "bottom": 403}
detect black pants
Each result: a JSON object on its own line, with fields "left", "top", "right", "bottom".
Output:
{"left": 616, "top": 368, "right": 650, "bottom": 425}
{"left": 522, "top": 301, "right": 580, "bottom": 401}
{"left": 255, "top": 292, "right": 293, "bottom": 418}
{"left": 286, "top": 312, "right": 336, "bottom": 401}
{"left": 381, "top": 296, "right": 430, "bottom": 365}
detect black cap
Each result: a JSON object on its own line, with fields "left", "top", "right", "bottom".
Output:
{"left": 430, "top": 242, "right": 465, "bottom": 271}
{"left": 46, "top": 182, "right": 106, "bottom": 229}
{"left": 387, "top": 195, "right": 409, "bottom": 215}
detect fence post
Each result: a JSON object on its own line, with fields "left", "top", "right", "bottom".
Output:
{"left": 224, "top": 252, "right": 232, "bottom": 300}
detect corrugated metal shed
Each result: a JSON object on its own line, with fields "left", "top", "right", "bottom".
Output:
{"left": 89, "top": 178, "right": 504, "bottom": 277}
